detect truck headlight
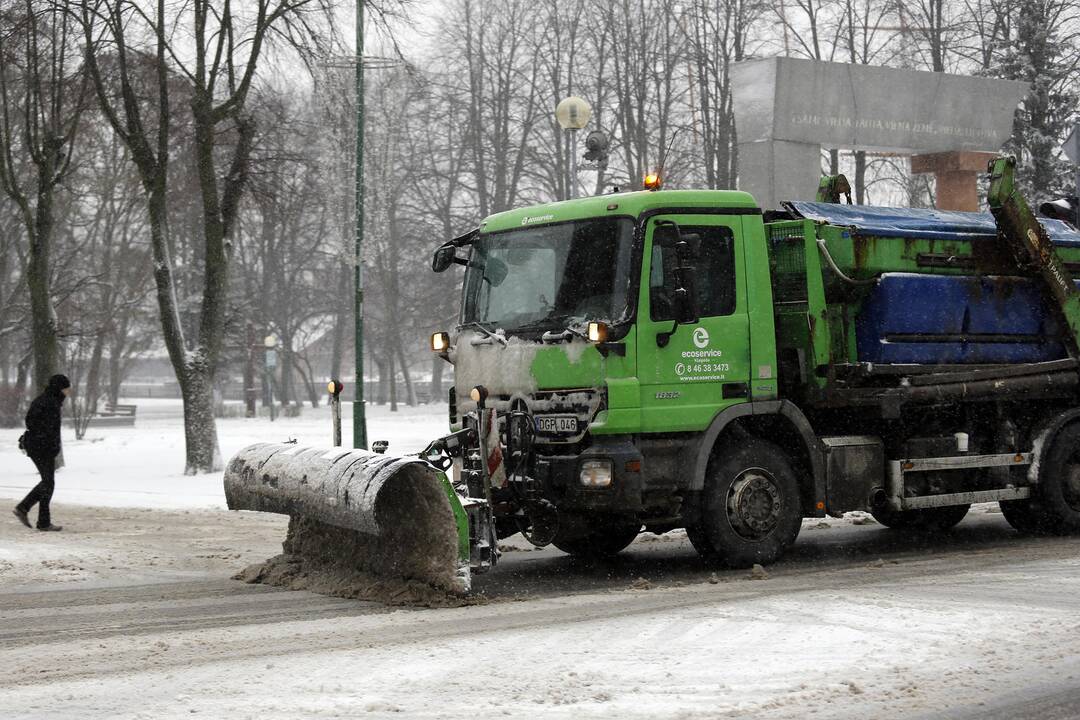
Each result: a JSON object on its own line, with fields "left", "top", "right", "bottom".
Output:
{"left": 580, "top": 459, "right": 613, "bottom": 487}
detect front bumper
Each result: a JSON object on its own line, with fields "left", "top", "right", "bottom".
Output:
{"left": 531, "top": 437, "right": 644, "bottom": 513}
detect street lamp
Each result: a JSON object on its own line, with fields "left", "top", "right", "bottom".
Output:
{"left": 556, "top": 96, "right": 592, "bottom": 199}
{"left": 354, "top": 0, "right": 368, "bottom": 450}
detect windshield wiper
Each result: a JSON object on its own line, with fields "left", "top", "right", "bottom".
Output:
{"left": 509, "top": 314, "right": 589, "bottom": 343}
{"left": 459, "top": 321, "right": 507, "bottom": 346}
{"left": 541, "top": 326, "right": 589, "bottom": 343}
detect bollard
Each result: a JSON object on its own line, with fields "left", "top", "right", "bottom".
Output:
{"left": 327, "top": 380, "right": 344, "bottom": 447}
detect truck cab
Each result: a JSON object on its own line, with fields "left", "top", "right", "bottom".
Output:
{"left": 434, "top": 189, "right": 801, "bottom": 558}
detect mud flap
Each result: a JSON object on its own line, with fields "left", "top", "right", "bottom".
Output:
{"left": 224, "top": 443, "right": 474, "bottom": 594}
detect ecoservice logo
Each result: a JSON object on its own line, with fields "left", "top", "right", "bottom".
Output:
{"left": 692, "top": 327, "right": 710, "bottom": 349}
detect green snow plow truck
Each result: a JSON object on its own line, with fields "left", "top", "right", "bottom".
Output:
{"left": 225, "top": 156, "right": 1080, "bottom": 593}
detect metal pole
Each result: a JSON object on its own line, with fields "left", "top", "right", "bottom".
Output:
{"left": 244, "top": 323, "right": 256, "bottom": 418}
{"left": 570, "top": 129, "right": 578, "bottom": 199}
{"left": 267, "top": 368, "right": 275, "bottom": 422}
{"left": 331, "top": 392, "right": 342, "bottom": 447}
{"left": 1075, "top": 164, "right": 1079, "bottom": 230}
{"left": 353, "top": 0, "right": 368, "bottom": 450}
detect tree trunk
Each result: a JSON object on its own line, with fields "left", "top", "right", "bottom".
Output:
{"left": 147, "top": 189, "right": 222, "bottom": 474}
{"left": 0, "top": 354, "right": 29, "bottom": 428}
{"left": 396, "top": 341, "right": 416, "bottom": 407}
{"left": 279, "top": 333, "right": 295, "bottom": 408}
{"left": 244, "top": 323, "right": 256, "bottom": 418}
{"left": 854, "top": 151, "right": 867, "bottom": 205}
{"left": 388, "top": 351, "right": 398, "bottom": 412}
{"left": 294, "top": 354, "right": 320, "bottom": 409}
{"left": 75, "top": 330, "right": 108, "bottom": 440}
{"left": 26, "top": 185, "right": 59, "bottom": 389}
{"left": 431, "top": 356, "right": 444, "bottom": 403}
{"left": 376, "top": 357, "right": 388, "bottom": 405}
{"left": 181, "top": 368, "right": 222, "bottom": 475}
{"left": 108, "top": 326, "right": 125, "bottom": 406}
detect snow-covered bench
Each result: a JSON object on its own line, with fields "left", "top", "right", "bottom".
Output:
{"left": 84, "top": 402, "right": 137, "bottom": 428}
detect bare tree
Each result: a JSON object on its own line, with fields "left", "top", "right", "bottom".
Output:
{"left": 79, "top": 0, "right": 338, "bottom": 473}
{"left": 897, "top": 0, "right": 966, "bottom": 72}
{"left": 603, "top": 0, "right": 690, "bottom": 189}
{"left": 0, "top": 193, "right": 30, "bottom": 426}
{"left": 442, "top": 0, "right": 543, "bottom": 215}
{"left": 686, "top": 0, "right": 766, "bottom": 189}
{"left": 0, "top": 0, "right": 90, "bottom": 390}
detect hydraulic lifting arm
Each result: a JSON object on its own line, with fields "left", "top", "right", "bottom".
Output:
{"left": 816, "top": 174, "right": 852, "bottom": 204}
{"left": 987, "top": 156, "right": 1080, "bottom": 358}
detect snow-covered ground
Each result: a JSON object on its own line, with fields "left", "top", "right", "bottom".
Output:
{"left": 2, "top": 505, "right": 1080, "bottom": 719}
{"left": 0, "top": 399, "right": 448, "bottom": 509}
{"left": 3, "top": 399, "right": 1080, "bottom": 718}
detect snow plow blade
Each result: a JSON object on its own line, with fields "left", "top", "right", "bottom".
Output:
{"left": 224, "top": 443, "right": 473, "bottom": 595}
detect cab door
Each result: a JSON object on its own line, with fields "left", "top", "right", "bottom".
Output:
{"left": 637, "top": 214, "right": 751, "bottom": 432}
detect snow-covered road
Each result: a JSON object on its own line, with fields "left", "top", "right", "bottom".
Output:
{"left": 2, "top": 503, "right": 1080, "bottom": 719}
{"left": 2, "top": 401, "right": 1080, "bottom": 718}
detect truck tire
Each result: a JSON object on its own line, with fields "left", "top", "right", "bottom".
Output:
{"left": 552, "top": 522, "right": 641, "bottom": 558}
{"left": 687, "top": 438, "right": 803, "bottom": 569}
{"left": 1001, "top": 422, "right": 1080, "bottom": 535}
{"left": 998, "top": 499, "right": 1046, "bottom": 534}
{"left": 869, "top": 504, "right": 970, "bottom": 531}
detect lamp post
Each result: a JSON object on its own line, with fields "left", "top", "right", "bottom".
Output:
{"left": 555, "top": 96, "right": 592, "bottom": 199}
{"left": 353, "top": 0, "right": 369, "bottom": 450}
{"left": 346, "top": 4, "right": 409, "bottom": 450}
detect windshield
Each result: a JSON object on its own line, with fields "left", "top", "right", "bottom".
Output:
{"left": 462, "top": 218, "right": 635, "bottom": 332}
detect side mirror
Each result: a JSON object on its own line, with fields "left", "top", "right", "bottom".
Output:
{"left": 432, "top": 245, "right": 457, "bottom": 273}
{"left": 654, "top": 222, "right": 681, "bottom": 249}
{"left": 673, "top": 281, "right": 698, "bottom": 324}
{"left": 655, "top": 228, "right": 700, "bottom": 347}
{"left": 678, "top": 234, "right": 701, "bottom": 260}
{"left": 485, "top": 256, "right": 509, "bottom": 287}
{"left": 673, "top": 239, "right": 700, "bottom": 324}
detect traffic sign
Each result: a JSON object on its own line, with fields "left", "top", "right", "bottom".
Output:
{"left": 1064, "top": 124, "right": 1080, "bottom": 164}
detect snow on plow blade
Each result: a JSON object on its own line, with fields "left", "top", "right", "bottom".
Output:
{"left": 224, "top": 443, "right": 472, "bottom": 595}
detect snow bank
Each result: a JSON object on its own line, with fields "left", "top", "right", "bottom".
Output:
{"left": 0, "top": 401, "right": 450, "bottom": 510}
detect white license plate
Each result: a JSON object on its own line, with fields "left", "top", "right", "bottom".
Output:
{"left": 534, "top": 415, "right": 578, "bottom": 434}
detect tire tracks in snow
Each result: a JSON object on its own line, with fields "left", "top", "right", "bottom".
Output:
{"left": 3, "top": 532, "right": 1080, "bottom": 690}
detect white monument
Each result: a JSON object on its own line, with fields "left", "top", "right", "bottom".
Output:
{"left": 731, "top": 58, "right": 1028, "bottom": 211}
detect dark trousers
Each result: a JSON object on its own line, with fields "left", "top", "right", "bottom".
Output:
{"left": 17, "top": 454, "right": 55, "bottom": 528}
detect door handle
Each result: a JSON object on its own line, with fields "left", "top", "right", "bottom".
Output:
{"left": 722, "top": 383, "right": 748, "bottom": 399}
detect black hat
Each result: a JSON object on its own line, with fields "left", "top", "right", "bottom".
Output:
{"left": 46, "top": 374, "right": 71, "bottom": 393}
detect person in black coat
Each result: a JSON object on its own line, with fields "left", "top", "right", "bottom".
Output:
{"left": 13, "top": 374, "right": 70, "bottom": 531}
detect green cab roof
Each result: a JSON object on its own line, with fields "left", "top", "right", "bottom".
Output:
{"left": 479, "top": 189, "right": 759, "bottom": 234}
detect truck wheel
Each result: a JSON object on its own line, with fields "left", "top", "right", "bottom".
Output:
{"left": 869, "top": 504, "right": 970, "bottom": 531}
{"left": 552, "top": 522, "right": 641, "bottom": 558}
{"left": 1002, "top": 422, "right": 1080, "bottom": 535}
{"left": 687, "top": 439, "right": 803, "bottom": 569}
{"left": 999, "top": 499, "right": 1046, "bottom": 534}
